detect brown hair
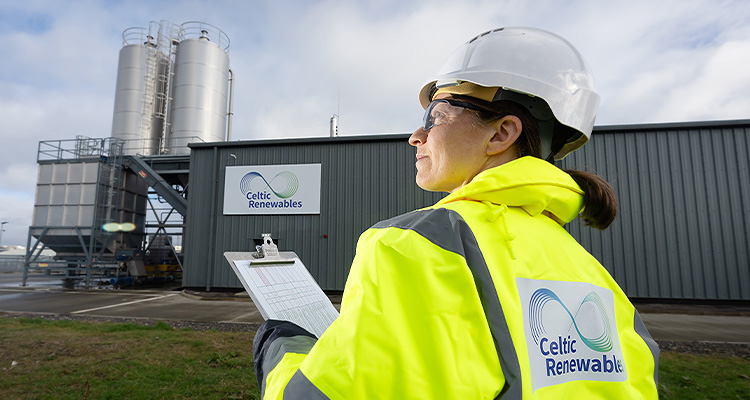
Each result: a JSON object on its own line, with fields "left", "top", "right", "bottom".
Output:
{"left": 451, "top": 94, "right": 618, "bottom": 230}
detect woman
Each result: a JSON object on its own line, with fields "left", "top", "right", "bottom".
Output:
{"left": 254, "top": 27, "right": 659, "bottom": 399}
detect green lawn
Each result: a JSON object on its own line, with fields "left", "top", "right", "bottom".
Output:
{"left": 0, "top": 316, "right": 748, "bottom": 399}
{"left": 658, "top": 351, "right": 750, "bottom": 399}
{"left": 0, "top": 317, "right": 259, "bottom": 399}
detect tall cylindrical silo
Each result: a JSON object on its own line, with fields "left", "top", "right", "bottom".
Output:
{"left": 167, "top": 22, "right": 230, "bottom": 155}
{"left": 111, "top": 29, "right": 169, "bottom": 156}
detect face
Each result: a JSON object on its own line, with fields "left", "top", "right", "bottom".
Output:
{"left": 409, "top": 94, "right": 496, "bottom": 193}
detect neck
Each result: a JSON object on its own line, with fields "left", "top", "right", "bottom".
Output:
{"left": 450, "top": 153, "right": 519, "bottom": 193}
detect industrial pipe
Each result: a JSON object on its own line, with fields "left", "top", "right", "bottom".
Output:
{"left": 226, "top": 68, "right": 234, "bottom": 141}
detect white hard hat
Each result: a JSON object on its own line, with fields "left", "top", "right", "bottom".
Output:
{"left": 419, "top": 27, "right": 600, "bottom": 160}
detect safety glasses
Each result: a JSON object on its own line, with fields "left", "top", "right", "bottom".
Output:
{"left": 422, "top": 99, "right": 486, "bottom": 131}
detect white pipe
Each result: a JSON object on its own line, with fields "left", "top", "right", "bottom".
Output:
{"left": 226, "top": 68, "right": 234, "bottom": 141}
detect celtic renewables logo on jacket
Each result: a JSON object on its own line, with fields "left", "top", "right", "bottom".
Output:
{"left": 529, "top": 289, "right": 614, "bottom": 352}
{"left": 517, "top": 278, "right": 627, "bottom": 392}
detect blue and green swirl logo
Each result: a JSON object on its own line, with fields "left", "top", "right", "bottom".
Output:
{"left": 529, "top": 288, "right": 613, "bottom": 353}
{"left": 240, "top": 171, "right": 299, "bottom": 198}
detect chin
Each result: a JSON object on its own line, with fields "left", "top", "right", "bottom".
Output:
{"left": 416, "top": 181, "right": 444, "bottom": 193}
{"left": 415, "top": 180, "right": 432, "bottom": 191}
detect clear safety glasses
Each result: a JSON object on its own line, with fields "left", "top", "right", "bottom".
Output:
{"left": 422, "top": 99, "right": 486, "bottom": 131}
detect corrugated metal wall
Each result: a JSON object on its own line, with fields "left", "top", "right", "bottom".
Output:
{"left": 185, "top": 120, "right": 750, "bottom": 300}
{"left": 184, "top": 136, "right": 442, "bottom": 291}
{"left": 562, "top": 120, "right": 750, "bottom": 300}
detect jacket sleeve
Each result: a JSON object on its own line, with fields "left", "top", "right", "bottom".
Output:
{"left": 253, "top": 320, "right": 317, "bottom": 398}
{"left": 256, "top": 224, "right": 505, "bottom": 399}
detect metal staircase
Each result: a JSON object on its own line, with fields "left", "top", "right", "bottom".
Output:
{"left": 140, "top": 21, "right": 180, "bottom": 155}
{"left": 92, "top": 139, "right": 125, "bottom": 254}
{"left": 122, "top": 155, "right": 187, "bottom": 216}
{"left": 140, "top": 36, "right": 158, "bottom": 151}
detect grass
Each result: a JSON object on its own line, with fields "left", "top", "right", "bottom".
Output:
{"left": 0, "top": 317, "right": 259, "bottom": 399}
{"left": 658, "top": 352, "right": 750, "bottom": 399}
{"left": 1, "top": 317, "right": 748, "bottom": 399}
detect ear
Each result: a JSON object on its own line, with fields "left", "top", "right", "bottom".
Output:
{"left": 486, "top": 115, "right": 522, "bottom": 156}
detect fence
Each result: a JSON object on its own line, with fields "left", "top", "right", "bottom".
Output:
{"left": 0, "top": 255, "right": 26, "bottom": 272}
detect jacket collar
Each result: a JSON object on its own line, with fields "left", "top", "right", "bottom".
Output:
{"left": 436, "top": 156, "right": 584, "bottom": 224}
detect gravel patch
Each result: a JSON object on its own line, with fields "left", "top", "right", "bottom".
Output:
{"left": 1, "top": 312, "right": 260, "bottom": 333}
{"left": 657, "top": 340, "right": 750, "bottom": 358}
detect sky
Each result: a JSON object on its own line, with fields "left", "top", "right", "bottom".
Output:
{"left": 1, "top": 0, "right": 749, "bottom": 246}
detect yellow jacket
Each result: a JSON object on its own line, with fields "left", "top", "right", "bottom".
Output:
{"left": 253, "top": 156, "right": 659, "bottom": 399}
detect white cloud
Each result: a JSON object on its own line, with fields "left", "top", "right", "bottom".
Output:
{"left": 1, "top": 0, "right": 749, "bottom": 245}
{"left": 655, "top": 39, "right": 750, "bottom": 122}
{"left": 0, "top": 162, "right": 38, "bottom": 193}
{"left": 556, "top": 0, "right": 750, "bottom": 124}
{"left": 234, "top": 0, "right": 524, "bottom": 138}
{"left": 0, "top": 192, "right": 35, "bottom": 247}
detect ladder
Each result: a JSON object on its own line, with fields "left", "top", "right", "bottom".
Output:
{"left": 139, "top": 37, "right": 158, "bottom": 154}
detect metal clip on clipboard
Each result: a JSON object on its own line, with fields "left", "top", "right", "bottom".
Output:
{"left": 250, "top": 233, "right": 295, "bottom": 265}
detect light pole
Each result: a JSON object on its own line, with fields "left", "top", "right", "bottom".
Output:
{"left": 0, "top": 221, "right": 7, "bottom": 249}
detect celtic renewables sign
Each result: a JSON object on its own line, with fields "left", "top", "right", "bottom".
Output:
{"left": 223, "top": 164, "right": 321, "bottom": 215}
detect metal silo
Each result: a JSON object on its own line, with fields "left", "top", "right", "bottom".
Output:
{"left": 111, "top": 22, "right": 176, "bottom": 155}
{"left": 166, "top": 22, "right": 230, "bottom": 155}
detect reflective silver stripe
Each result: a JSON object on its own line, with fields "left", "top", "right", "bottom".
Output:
{"left": 284, "top": 369, "right": 330, "bottom": 399}
{"left": 633, "top": 310, "right": 660, "bottom": 386}
{"left": 262, "top": 336, "right": 317, "bottom": 397}
{"left": 372, "top": 208, "right": 523, "bottom": 399}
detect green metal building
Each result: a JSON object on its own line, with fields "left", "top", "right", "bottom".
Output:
{"left": 184, "top": 119, "right": 750, "bottom": 301}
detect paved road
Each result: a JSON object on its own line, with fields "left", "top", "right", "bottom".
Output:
{"left": 2, "top": 273, "right": 749, "bottom": 343}
{"left": 1, "top": 273, "right": 263, "bottom": 325}
{"left": 640, "top": 313, "right": 750, "bottom": 343}
{"left": 0, "top": 286, "right": 263, "bottom": 325}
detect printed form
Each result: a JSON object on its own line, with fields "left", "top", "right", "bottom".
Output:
{"left": 226, "top": 252, "right": 339, "bottom": 338}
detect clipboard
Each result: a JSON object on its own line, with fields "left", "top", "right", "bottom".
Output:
{"left": 224, "top": 244, "right": 338, "bottom": 338}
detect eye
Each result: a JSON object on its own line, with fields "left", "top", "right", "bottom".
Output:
{"left": 431, "top": 104, "right": 452, "bottom": 119}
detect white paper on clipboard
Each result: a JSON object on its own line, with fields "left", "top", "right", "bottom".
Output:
{"left": 224, "top": 251, "right": 339, "bottom": 338}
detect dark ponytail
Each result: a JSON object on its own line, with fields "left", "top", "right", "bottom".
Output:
{"left": 565, "top": 169, "right": 618, "bottom": 230}
{"left": 550, "top": 125, "right": 618, "bottom": 230}
{"left": 452, "top": 94, "right": 619, "bottom": 230}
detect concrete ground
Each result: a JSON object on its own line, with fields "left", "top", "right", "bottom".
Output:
{"left": 1, "top": 274, "right": 263, "bottom": 325}
{"left": 2, "top": 272, "right": 749, "bottom": 344}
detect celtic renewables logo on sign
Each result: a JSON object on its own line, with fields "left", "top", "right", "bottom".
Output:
{"left": 224, "top": 164, "right": 321, "bottom": 215}
{"left": 240, "top": 171, "right": 299, "bottom": 199}
{"left": 517, "top": 278, "right": 627, "bottom": 392}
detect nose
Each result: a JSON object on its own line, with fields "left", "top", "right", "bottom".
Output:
{"left": 409, "top": 127, "right": 427, "bottom": 147}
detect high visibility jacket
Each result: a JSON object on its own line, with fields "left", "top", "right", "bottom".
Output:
{"left": 253, "top": 156, "right": 659, "bottom": 399}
